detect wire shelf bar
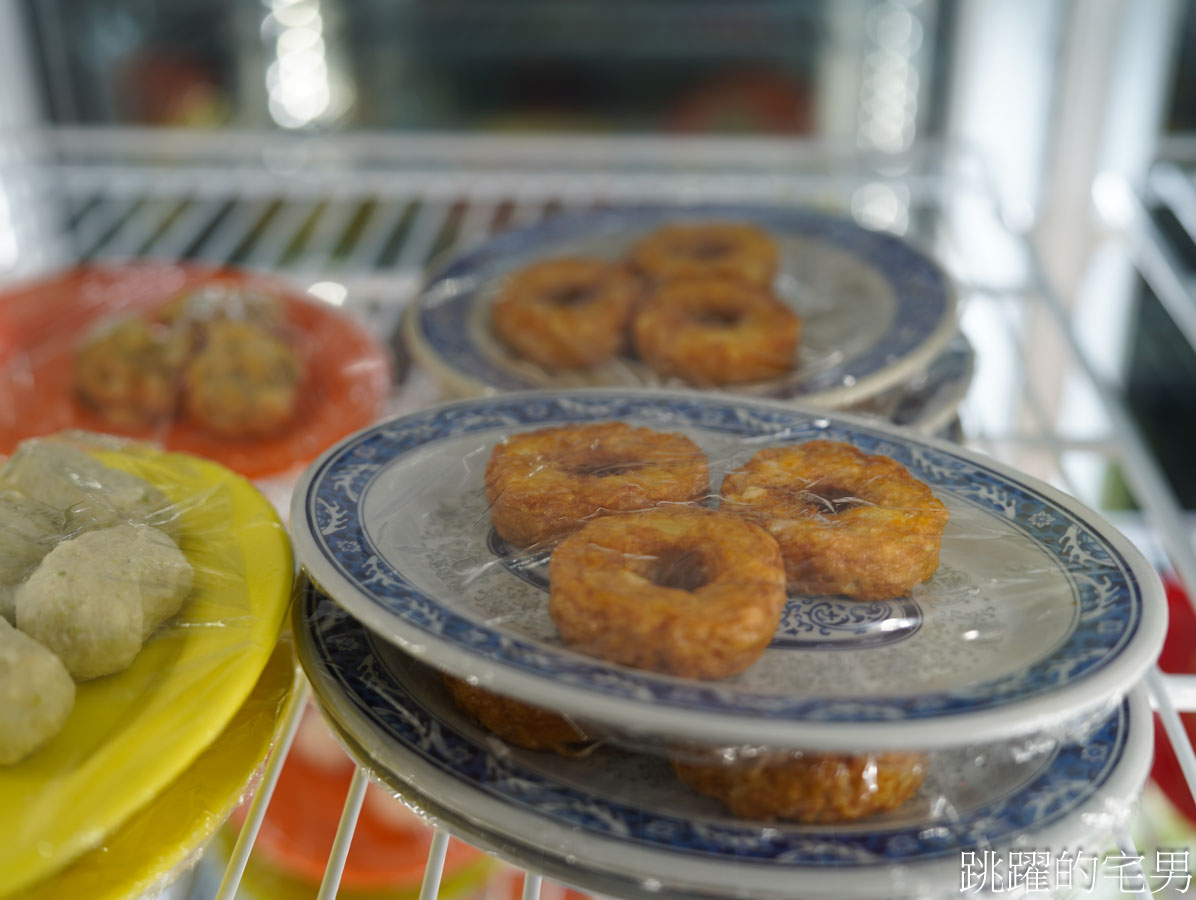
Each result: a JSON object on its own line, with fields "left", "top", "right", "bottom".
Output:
{"left": 2, "top": 129, "right": 1192, "bottom": 899}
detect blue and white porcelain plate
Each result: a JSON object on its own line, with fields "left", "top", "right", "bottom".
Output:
{"left": 296, "top": 580, "right": 1152, "bottom": 900}
{"left": 852, "top": 332, "right": 974, "bottom": 437}
{"left": 290, "top": 390, "right": 1165, "bottom": 750}
{"left": 403, "top": 205, "right": 958, "bottom": 408}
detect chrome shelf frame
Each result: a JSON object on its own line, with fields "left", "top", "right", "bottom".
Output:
{"left": 1, "top": 128, "right": 1193, "bottom": 899}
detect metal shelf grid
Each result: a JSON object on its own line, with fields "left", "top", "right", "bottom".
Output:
{"left": 1, "top": 129, "right": 1194, "bottom": 899}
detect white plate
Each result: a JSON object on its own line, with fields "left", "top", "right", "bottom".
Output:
{"left": 404, "top": 205, "right": 957, "bottom": 408}
{"left": 290, "top": 390, "right": 1165, "bottom": 750}
{"left": 296, "top": 580, "right": 1152, "bottom": 900}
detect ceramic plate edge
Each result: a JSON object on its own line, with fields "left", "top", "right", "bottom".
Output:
{"left": 406, "top": 210, "right": 959, "bottom": 409}
{"left": 297, "top": 604, "right": 1152, "bottom": 900}
{"left": 289, "top": 389, "right": 1166, "bottom": 750}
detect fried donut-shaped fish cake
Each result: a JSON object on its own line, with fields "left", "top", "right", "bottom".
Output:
{"left": 629, "top": 223, "right": 778, "bottom": 287}
{"left": 492, "top": 258, "right": 640, "bottom": 371}
{"left": 721, "top": 441, "right": 948, "bottom": 601}
{"left": 672, "top": 748, "right": 926, "bottom": 822}
{"left": 633, "top": 278, "right": 800, "bottom": 385}
{"left": 485, "top": 421, "right": 709, "bottom": 547}
{"left": 442, "top": 674, "right": 594, "bottom": 756}
{"left": 549, "top": 507, "right": 785, "bottom": 679}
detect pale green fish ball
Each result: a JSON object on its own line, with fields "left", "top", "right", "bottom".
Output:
{"left": 16, "top": 530, "right": 146, "bottom": 681}
{"left": 127, "top": 525, "right": 195, "bottom": 638}
{"left": 0, "top": 617, "right": 76, "bottom": 764}
{"left": 0, "top": 491, "right": 65, "bottom": 625}
{"left": 15, "top": 524, "right": 194, "bottom": 679}
{"left": 0, "top": 440, "right": 180, "bottom": 540}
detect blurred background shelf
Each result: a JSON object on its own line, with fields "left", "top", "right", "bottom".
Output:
{"left": 2, "top": 0, "right": 1196, "bottom": 897}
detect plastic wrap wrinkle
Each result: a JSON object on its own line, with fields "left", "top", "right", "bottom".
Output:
{"left": 0, "top": 263, "right": 391, "bottom": 480}
{"left": 294, "top": 576, "right": 1154, "bottom": 900}
{"left": 437, "top": 424, "right": 1035, "bottom": 714}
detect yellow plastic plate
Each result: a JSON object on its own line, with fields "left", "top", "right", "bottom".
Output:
{"left": 0, "top": 442, "right": 294, "bottom": 898}
{"left": 15, "top": 637, "right": 299, "bottom": 900}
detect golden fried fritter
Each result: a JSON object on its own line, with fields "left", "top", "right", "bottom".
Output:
{"left": 74, "top": 317, "right": 188, "bottom": 427}
{"left": 181, "top": 320, "right": 302, "bottom": 438}
{"left": 629, "top": 223, "right": 778, "bottom": 287}
{"left": 721, "top": 441, "right": 948, "bottom": 600}
{"left": 492, "top": 258, "right": 640, "bottom": 370}
{"left": 673, "top": 749, "right": 926, "bottom": 822}
{"left": 442, "top": 674, "right": 594, "bottom": 756}
{"left": 633, "top": 278, "right": 800, "bottom": 386}
{"left": 485, "top": 421, "right": 709, "bottom": 547}
{"left": 549, "top": 507, "right": 785, "bottom": 679}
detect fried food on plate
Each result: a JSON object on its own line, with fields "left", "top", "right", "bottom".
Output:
{"left": 721, "top": 441, "right": 948, "bottom": 600}
{"left": 485, "top": 421, "right": 709, "bottom": 548}
{"left": 549, "top": 507, "right": 785, "bottom": 679}
{"left": 672, "top": 748, "right": 926, "bottom": 822}
{"left": 442, "top": 674, "right": 594, "bottom": 756}
{"left": 181, "top": 320, "right": 303, "bottom": 438}
{"left": 492, "top": 257, "right": 640, "bottom": 371}
{"left": 632, "top": 278, "right": 800, "bottom": 385}
{"left": 74, "top": 317, "right": 187, "bottom": 427}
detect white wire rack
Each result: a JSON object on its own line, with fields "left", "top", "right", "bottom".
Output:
{"left": 2, "top": 129, "right": 1195, "bottom": 899}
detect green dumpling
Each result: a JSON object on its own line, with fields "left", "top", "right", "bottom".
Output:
{"left": 0, "top": 617, "right": 75, "bottom": 765}
{"left": 0, "top": 491, "right": 64, "bottom": 625}
{"left": 0, "top": 440, "right": 179, "bottom": 540}
{"left": 15, "top": 524, "right": 194, "bottom": 681}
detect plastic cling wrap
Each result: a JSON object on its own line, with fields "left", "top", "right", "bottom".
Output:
{"left": 290, "top": 391, "right": 1167, "bottom": 754}
{"left": 295, "top": 576, "right": 1154, "bottom": 900}
{"left": 0, "top": 263, "right": 392, "bottom": 480}
{"left": 404, "top": 206, "right": 959, "bottom": 412}
{"left": 11, "top": 637, "right": 298, "bottom": 900}
{"left": 0, "top": 432, "right": 294, "bottom": 898}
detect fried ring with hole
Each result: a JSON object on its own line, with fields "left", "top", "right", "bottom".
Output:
{"left": 720, "top": 441, "right": 948, "bottom": 601}
{"left": 491, "top": 258, "right": 641, "bottom": 370}
{"left": 485, "top": 422, "right": 709, "bottom": 548}
{"left": 632, "top": 279, "right": 800, "bottom": 385}
{"left": 548, "top": 507, "right": 785, "bottom": 679}
{"left": 442, "top": 674, "right": 594, "bottom": 756}
{"left": 672, "top": 749, "right": 926, "bottom": 822}
{"left": 629, "top": 223, "right": 778, "bottom": 287}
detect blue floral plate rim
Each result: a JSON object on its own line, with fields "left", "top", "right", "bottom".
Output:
{"left": 290, "top": 388, "right": 1166, "bottom": 750}
{"left": 405, "top": 203, "right": 958, "bottom": 406}
{"left": 296, "top": 579, "right": 1151, "bottom": 898}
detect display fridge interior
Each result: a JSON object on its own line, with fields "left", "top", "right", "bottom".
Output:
{"left": 0, "top": 1, "right": 1194, "bottom": 899}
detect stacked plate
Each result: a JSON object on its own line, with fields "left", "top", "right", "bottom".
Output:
{"left": 402, "top": 205, "right": 972, "bottom": 438}
{"left": 290, "top": 390, "right": 1166, "bottom": 900}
